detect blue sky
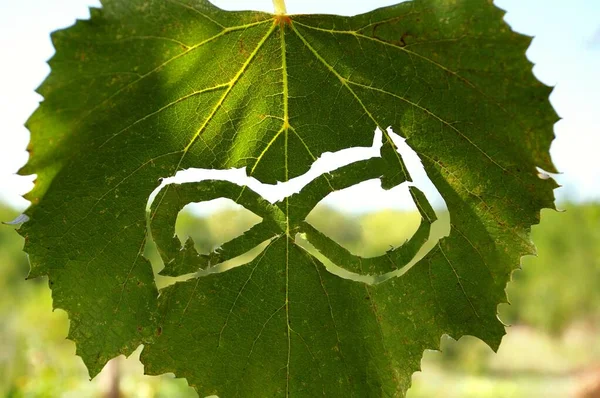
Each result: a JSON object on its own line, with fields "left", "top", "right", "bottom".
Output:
{"left": 0, "top": 0, "right": 598, "bottom": 212}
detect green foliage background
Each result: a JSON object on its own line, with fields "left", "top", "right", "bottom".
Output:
{"left": 2, "top": 202, "right": 599, "bottom": 396}
{"left": 0, "top": 0, "right": 595, "bottom": 396}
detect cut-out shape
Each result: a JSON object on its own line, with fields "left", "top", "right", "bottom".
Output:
{"left": 176, "top": 199, "right": 262, "bottom": 254}
{"left": 150, "top": 180, "right": 281, "bottom": 278}
{"left": 147, "top": 129, "right": 449, "bottom": 282}
{"left": 306, "top": 183, "right": 422, "bottom": 258}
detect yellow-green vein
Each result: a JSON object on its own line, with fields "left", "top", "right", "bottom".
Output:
{"left": 291, "top": 24, "right": 413, "bottom": 194}
{"left": 175, "top": 21, "right": 277, "bottom": 170}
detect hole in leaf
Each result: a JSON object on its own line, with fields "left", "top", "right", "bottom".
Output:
{"left": 306, "top": 181, "right": 421, "bottom": 258}
{"left": 297, "top": 128, "right": 452, "bottom": 283}
{"left": 175, "top": 198, "right": 262, "bottom": 255}
{"left": 153, "top": 200, "right": 269, "bottom": 289}
{"left": 147, "top": 127, "right": 451, "bottom": 285}
{"left": 154, "top": 239, "right": 272, "bottom": 290}
{"left": 196, "top": 239, "right": 273, "bottom": 277}
{"left": 296, "top": 233, "right": 376, "bottom": 284}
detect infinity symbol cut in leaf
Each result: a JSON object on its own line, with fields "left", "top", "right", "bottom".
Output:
{"left": 149, "top": 137, "right": 446, "bottom": 281}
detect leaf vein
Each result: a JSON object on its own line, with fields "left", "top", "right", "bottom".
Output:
{"left": 166, "top": 0, "right": 226, "bottom": 29}
{"left": 437, "top": 243, "right": 480, "bottom": 319}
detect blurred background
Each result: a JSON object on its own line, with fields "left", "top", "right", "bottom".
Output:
{"left": 0, "top": 0, "right": 599, "bottom": 397}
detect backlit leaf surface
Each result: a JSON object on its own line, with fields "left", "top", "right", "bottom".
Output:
{"left": 18, "top": 0, "right": 557, "bottom": 396}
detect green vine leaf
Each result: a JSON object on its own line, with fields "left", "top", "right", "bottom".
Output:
{"left": 18, "top": 0, "right": 557, "bottom": 396}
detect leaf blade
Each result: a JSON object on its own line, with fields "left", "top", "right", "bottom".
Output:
{"left": 18, "top": 0, "right": 557, "bottom": 395}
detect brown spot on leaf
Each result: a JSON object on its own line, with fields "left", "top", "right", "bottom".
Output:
{"left": 239, "top": 39, "right": 248, "bottom": 56}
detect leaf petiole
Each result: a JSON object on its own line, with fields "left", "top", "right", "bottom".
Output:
{"left": 272, "top": 0, "right": 287, "bottom": 15}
